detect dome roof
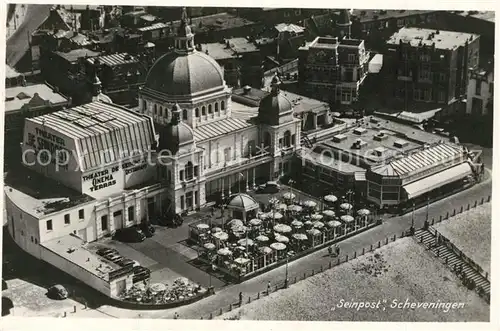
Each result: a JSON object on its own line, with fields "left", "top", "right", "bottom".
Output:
{"left": 337, "top": 9, "right": 351, "bottom": 26}
{"left": 158, "top": 105, "right": 194, "bottom": 155}
{"left": 259, "top": 92, "right": 293, "bottom": 115}
{"left": 226, "top": 193, "right": 259, "bottom": 211}
{"left": 145, "top": 51, "right": 225, "bottom": 97}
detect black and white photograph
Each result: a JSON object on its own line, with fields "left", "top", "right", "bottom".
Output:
{"left": 1, "top": 3, "right": 496, "bottom": 324}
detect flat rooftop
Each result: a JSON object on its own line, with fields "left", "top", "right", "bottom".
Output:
{"left": 4, "top": 168, "right": 94, "bottom": 218}
{"left": 309, "top": 37, "right": 339, "bottom": 49}
{"left": 322, "top": 125, "right": 420, "bottom": 164}
{"left": 54, "top": 48, "right": 100, "bottom": 63}
{"left": 231, "top": 86, "right": 270, "bottom": 107}
{"left": 5, "top": 83, "right": 69, "bottom": 113}
{"left": 42, "top": 235, "right": 119, "bottom": 281}
{"left": 281, "top": 90, "right": 329, "bottom": 115}
{"left": 368, "top": 116, "right": 446, "bottom": 144}
{"left": 387, "top": 27, "right": 479, "bottom": 50}
{"left": 173, "top": 13, "right": 256, "bottom": 34}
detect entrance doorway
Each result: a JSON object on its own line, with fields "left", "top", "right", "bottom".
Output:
{"left": 113, "top": 210, "right": 123, "bottom": 230}
{"left": 186, "top": 191, "right": 193, "bottom": 211}
{"left": 147, "top": 198, "right": 155, "bottom": 219}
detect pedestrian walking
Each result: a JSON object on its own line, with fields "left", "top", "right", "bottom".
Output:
{"left": 267, "top": 281, "right": 271, "bottom": 295}
{"left": 239, "top": 292, "right": 243, "bottom": 305}
{"left": 335, "top": 245, "right": 340, "bottom": 256}
{"left": 173, "top": 312, "right": 179, "bottom": 319}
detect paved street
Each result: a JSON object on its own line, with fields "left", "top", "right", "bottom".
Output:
{"left": 6, "top": 4, "right": 51, "bottom": 67}
{"left": 92, "top": 171, "right": 491, "bottom": 319}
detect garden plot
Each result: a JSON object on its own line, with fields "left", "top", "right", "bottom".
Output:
{"left": 219, "top": 238, "right": 489, "bottom": 322}
{"left": 434, "top": 203, "right": 491, "bottom": 274}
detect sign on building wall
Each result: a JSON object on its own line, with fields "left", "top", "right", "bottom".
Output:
{"left": 24, "top": 127, "right": 72, "bottom": 170}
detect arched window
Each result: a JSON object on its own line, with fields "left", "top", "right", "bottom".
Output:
{"left": 202, "top": 106, "right": 206, "bottom": 116}
{"left": 154, "top": 104, "right": 157, "bottom": 115}
{"left": 215, "top": 102, "right": 219, "bottom": 112}
{"left": 142, "top": 100, "right": 147, "bottom": 112}
{"left": 208, "top": 104, "right": 212, "bottom": 114}
{"left": 221, "top": 100, "right": 226, "bottom": 110}
{"left": 284, "top": 131, "right": 291, "bottom": 147}
{"left": 159, "top": 106, "right": 163, "bottom": 117}
{"left": 182, "top": 109, "right": 188, "bottom": 120}
{"left": 185, "top": 162, "right": 194, "bottom": 180}
{"left": 195, "top": 108, "right": 200, "bottom": 117}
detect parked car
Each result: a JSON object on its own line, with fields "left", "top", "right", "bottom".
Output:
{"left": 117, "top": 258, "right": 140, "bottom": 268}
{"left": 104, "top": 252, "right": 123, "bottom": 264}
{"left": 96, "top": 247, "right": 119, "bottom": 257}
{"left": 258, "top": 181, "right": 280, "bottom": 193}
{"left": 132, "top": 266, "right": 151, "bottom": 283}
{"left": 47, "top": 284, "right": 68, "bottom": 300}
{"left": 136, "top": 224, "right": 155, "bottom": 237}
{"left": 114, "top": 227, "right": 146, "bottom": 243}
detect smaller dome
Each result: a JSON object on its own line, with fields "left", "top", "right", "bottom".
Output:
{"left": 226, "top": 193, "right": 259, "bottom": 211}
{"left": 158, "top": 106, "right": 194, "bottom": 155}
{"left": 260, "top": 93, "right": 293, "bottom": 115}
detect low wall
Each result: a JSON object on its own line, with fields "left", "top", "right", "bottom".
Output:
{"left": 108, "top": 288, "right": 213, "bottom": 310}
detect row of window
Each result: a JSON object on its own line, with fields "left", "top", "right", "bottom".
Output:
{"left": 46, "top": 209, "right": 85, "bottom": 231}
{"left": 147, "top": 101, "right": 227, "bottom": 120}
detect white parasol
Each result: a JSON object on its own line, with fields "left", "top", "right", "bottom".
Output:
{"left": 259, "top": 246, "right": 273, "bottom": 254}
{"left": 278, "top": 203, "right": 288, "bottom": 210}
{"left": 227, "top": 219, "right": 244, "bottom": 228}
{"left": 324, "top": 195, "right": 338, "bottom": 203}
{"left": 357, "top": 209, "right": 371, "bottom": 216}
{"left": 311, "top": 213, "right": 323, "bottom": 221}
{"left": 292, "top": 233, "right": 308, "bottom": 241}
{"left": 255, "top": 235, "right": 269, "bottom": 242}
{"left": 203, "top": 243, "right": 216, "bottom": 250}
{"left": 307, "top": 228, "right": 321, "bottom": 236}
{"left": 234, "top": 257, "right": 250, "bottom": 265}
{"left": 340, "top": 215, "right": 355, "bottom": 223}
{"left": 212, "top": 227, "right": 222, "bottom": 233}
{"left": 291, "top": 220, "right": 304, "bottom": 228}
{"left": 273, "top": 224, "right": 292, "bottom": 233}
{"left": 340, "top": 203, "right": 353, "bottom": 211}
{"left": 217, "top": 248, "right": 232, "bottom": 256}
{"left": 288, "top": 205, "right": 303, "bottom": 212}
{"left": 249, "top": 218, "right": 262, "bottom": 226}
{"left": 322, "top": 210, "right": 336, "bottom": 218}
{"left": 213, "top": 231, "right": 229, "bottom": 241}
{"left": 327, "top": 220, "right": 342, "bottom": 228}
{"left": 312, "top": 221, "right": 325, "bottom": 229}
{"left": 272, "top": 212, "right": 283, "bottom": 220}
{"left": 275, "top": 235, "right": 290, "bottom": 243}
{"left": 259, "top": 212, "right": 270, "bottom": 220}
{"left": 303, "top": 200, "right": 317, "bottom": 208}
{"left": 283, "top": 192, "right": 296, "bottom": 200}
{"left": 270, "top": 242, "right": 287, "bottom": 251}
{"left": 196, "top": 223, "right": 209, "bottom": 230}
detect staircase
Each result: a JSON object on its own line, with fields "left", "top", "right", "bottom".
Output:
{"left": 414, "top": 228, "right": 490, "bottom": 298}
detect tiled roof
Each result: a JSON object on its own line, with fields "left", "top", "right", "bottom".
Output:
{"left": 275, "top": 23, "right": 305, "bottom": 34}
{"left": 193, "top": 117, "right": 253, "bottom": 142}
{"left": 137, "top": 22, "right": 169, "bottom": 32}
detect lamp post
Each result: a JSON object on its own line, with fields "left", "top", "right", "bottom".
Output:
{"left": 289, "top": 179, "right": 295, "bottom": 199}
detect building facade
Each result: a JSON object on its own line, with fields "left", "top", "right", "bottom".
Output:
{"left": 466, "top": 64, "right": 494, "bottom": 116}
{"left": 298, "top": 36, "right": 370, "bottom": 106}
{"left": 383, "top": 27, "right": 480, "bottom": 111}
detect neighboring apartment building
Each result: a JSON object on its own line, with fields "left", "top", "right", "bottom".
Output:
{"left": 466, "top": 63, "right": 494, "bottom": 116}
{"left": 298, "top": 36, "right": 370, "bottom": 106}
{"left": 383, "top": 27, "right": 480, "bottom": 112}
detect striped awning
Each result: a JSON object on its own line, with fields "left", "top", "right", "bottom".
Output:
{"left": 403, "top": 163, "right": 473, "bottom": 200}
{"left": 354, "top": 172, "right": 366, "bottom": 181}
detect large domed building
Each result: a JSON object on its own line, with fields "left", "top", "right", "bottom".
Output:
{"left": 139, "top": 8, "right": 302, "bottom": 215}
{"left": 139, "top": 8, "right": 232, "bottom": 129}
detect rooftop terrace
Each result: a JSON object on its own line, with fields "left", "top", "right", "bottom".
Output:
{"left": 42, "top": 235, "right": 120, "bottom": 281}
{"left": 4, "top": 167, "right": 94, "bottom": 218}
{"left": 387, "top": 27, "right": 479, "bottom": 50}
{"left": 5, "top": 83, "right": 69, "bottom": 113}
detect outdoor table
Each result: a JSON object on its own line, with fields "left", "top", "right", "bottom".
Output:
{"left": 270, "top": 242, "right": 287, "bottom": 251}
{"left": 357, "top": 209, "right": 370, "bottom": 216}
{"left": 273, "top": 224, "right": 292, "bottom": 233}
{"left": 311, "top": 214, "right": 323, "bottom": 221}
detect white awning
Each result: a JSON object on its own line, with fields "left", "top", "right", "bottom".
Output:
{"left": 355, "top": 172, "right": 366, "bottom": 181}
{"left": 404, "top": 163, "right": 473, "bottom": 200}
